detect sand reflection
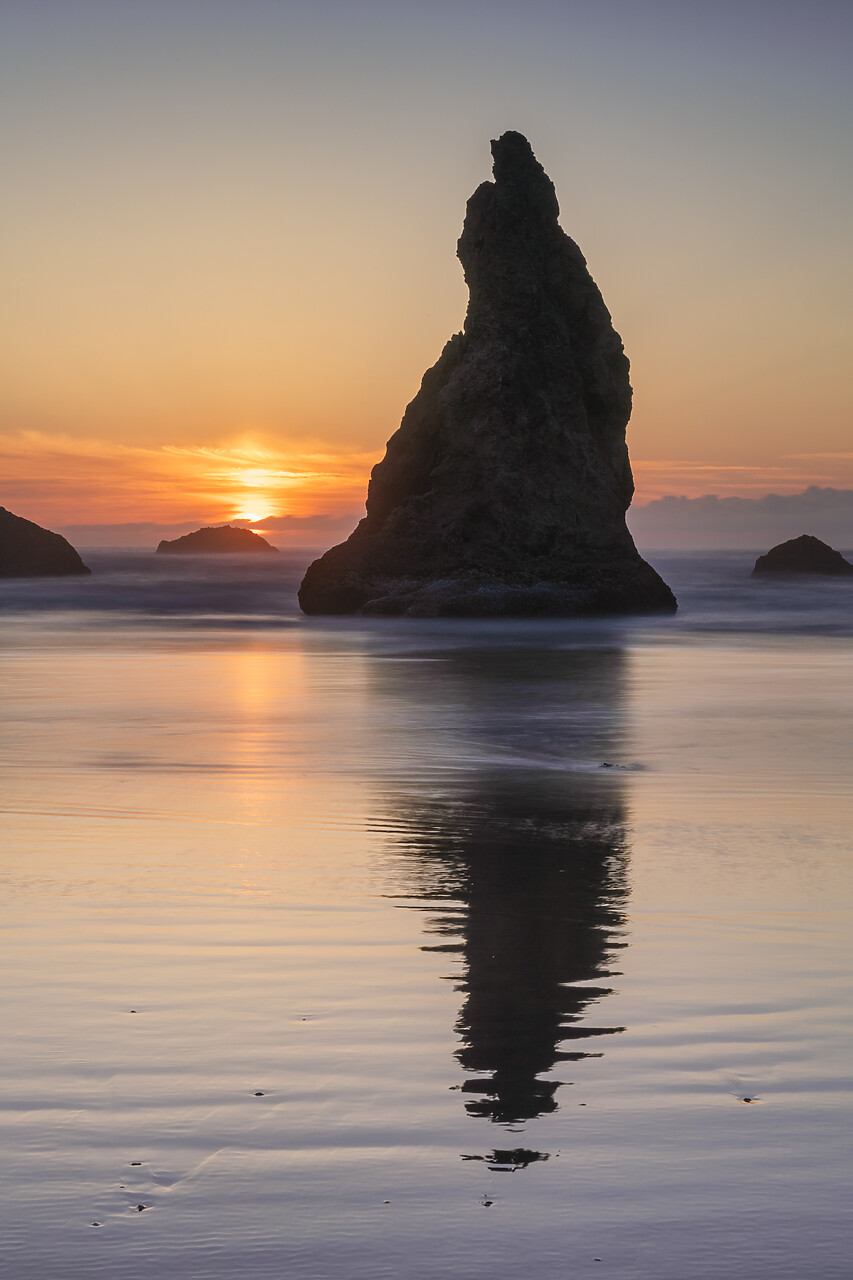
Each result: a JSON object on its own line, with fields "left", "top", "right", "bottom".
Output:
{"left": 371, "top": 645, "right": 631, "bottom": 1131}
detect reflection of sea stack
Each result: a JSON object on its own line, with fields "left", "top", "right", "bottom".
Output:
{"left": 752, "top": 534, "right": 853, "bottom": 577}
{"left": 299, "top": 132, "right": 675, "bottom": 617}
{"left": 419, "top": 784, "right": 628, "bottom": 1124}
{"left": 0, "top": 507, "right": 91, "bottom": 577}
{"left": 156, "top": 526, "right": 278, "bottom": 554}
{"left": 374, "top": 647, "right": 630, "bottom": 1126}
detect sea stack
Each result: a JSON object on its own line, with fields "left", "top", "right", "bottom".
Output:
{"left": 752, "top": 534, "right": 853, "bottom": 577}
{"left": 156, "top": 526, "right": 278, "bottom": 554}
{"left": 0, "top": 507, "right": 91, "bottom": 577}
{"left": 299, "top": 132, "right": 675, "bottom": 617}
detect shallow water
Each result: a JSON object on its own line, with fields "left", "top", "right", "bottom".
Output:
{"left": 1, "top": 551, "right": 851, "bottom": 1278}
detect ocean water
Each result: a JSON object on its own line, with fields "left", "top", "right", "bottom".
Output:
{"left": 1, "top": 549, "right": 851, "bottom": 1279}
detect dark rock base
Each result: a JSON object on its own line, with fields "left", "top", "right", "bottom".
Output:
{"left": 299, "top": 558, "right": 675, "bottom": 618}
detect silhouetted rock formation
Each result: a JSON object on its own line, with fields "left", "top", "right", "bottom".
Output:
{"left": 752, "top": 534, "right": 853, "bottom": 577}
{"left": 0, "top": 507, "right": 91, "bottom": 577}
{"left": 156, "top": 526, "right": 278, "bottom": 555}
{"left": 299, "top": 131, "right": 675, "bottom": 617}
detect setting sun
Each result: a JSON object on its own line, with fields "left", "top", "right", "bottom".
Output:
{"left": 227, "top": 465, "right": 290, "bottom": 522}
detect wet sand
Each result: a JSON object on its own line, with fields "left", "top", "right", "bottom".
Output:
{"left": 1, "top": 551, "right": 851, "bottom": 1278}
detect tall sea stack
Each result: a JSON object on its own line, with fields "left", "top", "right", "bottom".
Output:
{"left": 299, "top": 132, "right": 675, "bottom": 617}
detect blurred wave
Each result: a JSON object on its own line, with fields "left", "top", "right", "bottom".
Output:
{"left": 0, "top": 548, "right": 850, "bottom": 638}
{"left": 0, "top": 548, "right": 312, "bottom": 624}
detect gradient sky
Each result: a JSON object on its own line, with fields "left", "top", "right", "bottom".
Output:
{"left": 2, "top": 0, "right": 851, "bottom": 531}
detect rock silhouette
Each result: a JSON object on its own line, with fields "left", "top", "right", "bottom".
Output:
{"left": 156, "top": 526, "right": 278, "bottom": 555}
{"left": 299, "top": 131, "right": 675, "bottom": 617}
{"left": 752, "top": 534, "right": 853, "bottom": 577}
{"left": 0, "top": 507, "right": 91, "bottom": 577}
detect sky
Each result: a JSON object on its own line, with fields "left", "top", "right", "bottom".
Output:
{"left": 1, "top": 0, "right": 851, "bottom": 543}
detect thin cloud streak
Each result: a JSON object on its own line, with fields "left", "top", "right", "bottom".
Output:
{"left": 632, "top": 456, "right": 853, "bottom": 500}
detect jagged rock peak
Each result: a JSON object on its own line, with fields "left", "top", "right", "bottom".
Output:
{"left": 298, "top": 133, "right": 676, "bottom": 617}
{"left": 0, "top": 506, "right": 91, "bottom": 577}
{"left": 458, "top": 131, "right": 561, "bottom": 330}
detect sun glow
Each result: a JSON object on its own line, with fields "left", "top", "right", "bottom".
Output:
{"left": 227, "top": 466, "right": 282, "bottom": 523}
{"left": 234, "top": 468, "right": 277, "bottom": 489}
{"left": 0, "top": 429, "right": 380, "bottom": 527}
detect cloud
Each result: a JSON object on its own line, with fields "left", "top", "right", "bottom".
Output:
{"left": 631, "top": 457, "right": 853, "bottom": 501}
{"left": 629, "top": 486, "right": 853, "bottom": 549}
{"left": 55, "top": 512, "right": 363, "bottom": 548}
{"left": 248, "top": 512, "right": 359, "bottom": 531}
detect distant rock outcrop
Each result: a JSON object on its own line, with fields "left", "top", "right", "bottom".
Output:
{"left": 156, "top": 526, "right": 278, "bottom": 555}
{"left": 0, "top": 507, "right": 91, "bottom": 577}
{"left": 299, "top": 131, "right": 675, "bottom": 617}
{"left": 752, "top": 534, "right": 853, "bottom": 577}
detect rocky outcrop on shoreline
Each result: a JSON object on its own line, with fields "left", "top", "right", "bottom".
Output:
{"left": 0, "top": 507, "right": 91, "bottom": 577}
{"left": 299, "top": 132, "right": 675, "bottom": 618}
{"left": 752, "top": 534, "right": 853, "bottom": 576}
{"left": 156, "top": 526, "right": 278, "bottom": 554}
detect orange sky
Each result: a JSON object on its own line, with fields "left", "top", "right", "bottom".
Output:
{"left": 4, "top": 429, "right": 853, "bottom": 537}
{"left": 0, "top": 430, "right": 378, "bottom": 528}
{"left": 1, "top": 4, "right": 851, "bottom": 535}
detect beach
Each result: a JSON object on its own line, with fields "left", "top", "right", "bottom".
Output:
{"left": 1, "top": 550, "right": 851, "bottom": 1278}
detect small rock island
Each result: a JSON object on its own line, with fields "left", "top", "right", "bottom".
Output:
{"left": 156, "top": 526, "right": 278, "bottom": 555}
{"left": 0, "top": 506, "right": 91, "bottom": 577}
{"left": 752, "top": 534, "right": 853, "bottom": 577}
{"left": 299, "top": 132, "right": 675, "bottom": 617}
